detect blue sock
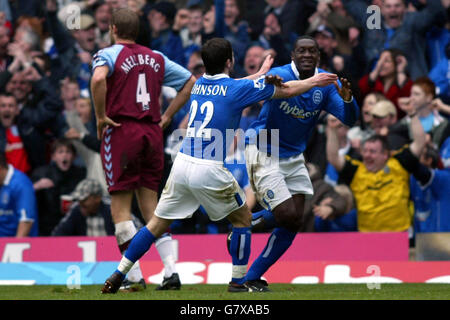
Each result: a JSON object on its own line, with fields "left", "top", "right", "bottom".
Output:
{"left": 115, "top": 227, "right": 156, "bottom": 278}
{"left": 245, "top": 227, "right": 296, "bottom": 281}
{"left": 229, "top": 227, "right": 251, "bottom": 285}
{"left": 252, "top": 209, "right": 277, "bottom": 229}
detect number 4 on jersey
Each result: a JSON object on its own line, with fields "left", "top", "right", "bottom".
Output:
{"left": 136, "top": 73, "right": 151, "bottom": 111}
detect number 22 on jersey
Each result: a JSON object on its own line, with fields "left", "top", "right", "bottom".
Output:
{"left": 136, "top": 73, "right": 151, "bottom": 111}
{"left": 186, "top": 99, "right": 214, "bottom": 140}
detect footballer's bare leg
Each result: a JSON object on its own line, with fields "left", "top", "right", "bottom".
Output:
{"left": 136, "top": 187, "right": 180, "bottom": 290}
{"left": 110, "top": 190, "right": 146, "bottom": 288}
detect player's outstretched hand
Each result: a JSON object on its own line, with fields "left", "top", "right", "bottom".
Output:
{"left": 258, "top": 54, "right": 274, "bottom": 75}
{"left": 311, "top": 73, "right": 338, "bottom": 87}
{"left": 265, "top": 75, "right": 286, "bottom": 87}
{"left": 97, "top": 116, "right": 121, "bottom": 140}
{"left": 333, "top": 77, "right": 352, "bottom": 102}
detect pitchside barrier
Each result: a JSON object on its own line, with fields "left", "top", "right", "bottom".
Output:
{"left": 1, "top": 232, "right": 449, "bottom": 285}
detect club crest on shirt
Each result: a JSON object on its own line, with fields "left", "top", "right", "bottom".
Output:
{"left": 266, "top": 190, "right": 274, "bottom": 199}
{"left": 313, "top": 90, "right": 323, "bottom": 105}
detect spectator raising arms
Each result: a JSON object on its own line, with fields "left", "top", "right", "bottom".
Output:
{"left": 326, "top": 99, "right": 428, "bottom": 232}
{"left": 359, "top": 48, "right": 412, "bottom": 119}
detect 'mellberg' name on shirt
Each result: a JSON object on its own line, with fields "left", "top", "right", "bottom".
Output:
{"left": 191, "top": 83, "right": 228, "bottom": 96}
{"left": 121, "top": 54, "right": 161, "bottom": 73}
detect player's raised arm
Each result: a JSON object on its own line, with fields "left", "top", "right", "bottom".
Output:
{"left": 272, "top": 72, "right": 338, "bottom": 99}
{"left": 91, "top": 65, "right": 120, "bottom": 139}
{"left": 160, "top": 75, "right": 197, "bottom": 130}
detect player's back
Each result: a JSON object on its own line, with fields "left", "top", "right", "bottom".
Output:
{"left": 180, "top": 74, "right": 275, "bottom": 162}
{"left": 93, "top": 43, "right": 166, "bottom": 123}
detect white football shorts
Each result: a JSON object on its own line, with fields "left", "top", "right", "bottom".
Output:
{"left": 155, "top": 152, "right": 246, "bottom": 221}
{"left": 245, "top": 144, "right": 313, "bottom": 211}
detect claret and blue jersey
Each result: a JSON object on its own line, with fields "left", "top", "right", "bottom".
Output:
{"left": 180, "top": 74, "right": 275, "bottom": 162}
{"left": 247, "top": 62, "right": 360, "bottom": 158}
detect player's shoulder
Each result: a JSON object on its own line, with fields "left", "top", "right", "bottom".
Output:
{"left": 94, "top": 44, "right": 124, "bottom": 58}
{"left": 268, "top": 64, "right": 292, "bottom": 78}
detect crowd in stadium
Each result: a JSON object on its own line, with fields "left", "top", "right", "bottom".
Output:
{"left": 0, "top": 0, "right": 449, "bottom": 242}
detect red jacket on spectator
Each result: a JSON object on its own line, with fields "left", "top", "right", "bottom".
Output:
{"left": 358, "top": 74, "right": 413, "bottom": 119}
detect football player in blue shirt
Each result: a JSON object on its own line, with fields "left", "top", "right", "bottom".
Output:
{"left": 101, "top": 37, "right": 338, "bottom": 293}
{"left": 241, "top": 36, "right": 359, "bottom": 291}
{"left": 0, "top": 153, "right": 38, "bottom": 237}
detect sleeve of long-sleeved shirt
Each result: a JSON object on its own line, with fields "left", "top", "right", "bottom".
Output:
{"left": 324, "top": 81, "right": 360, "bottom": 127}
{"left": 214, "top": 0, "right": 225, "bottom": 38}
{"left": 23, "top": 77, "right": 63, "bottom": 128}
{"left": 45, "top": 9, "right": 77, "bottom": 54}
{"left": 51, "top": 208, "right": 78, "bottom": 236}
{"left": 14, "top": 174, "right": 38, "bottom": 226}
{"left": 412, "top": 0, "right": 446, "bottom": 33}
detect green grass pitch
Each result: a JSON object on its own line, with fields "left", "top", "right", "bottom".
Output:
{"left": 1, "top": 283, "right": 449, "bottom": 300}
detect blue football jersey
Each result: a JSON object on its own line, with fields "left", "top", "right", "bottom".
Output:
{"left": 0, "top": 165, "right": 38, "bottom": 237}
{"left": 246, "top": 62, "right": 359, "bottom": 158}
{"left": 180, "top": 73, "right": 275, "bottom": 161}
{"left": 412, "top": 169, "right": 450, "bottom": 232}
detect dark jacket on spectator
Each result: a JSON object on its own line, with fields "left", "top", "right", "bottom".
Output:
{"left": 302, "top": 167, "right": 348, "bottom": 232}
{"left": 51, "top": 200, "right": 115, "bottom": 236}
{"left": 32, "top": 162, "right": 86, "bottom": 236}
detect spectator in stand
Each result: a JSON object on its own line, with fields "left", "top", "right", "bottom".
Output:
{"left": 429, "top": 43, "right": 450, "bottom": 105}
{"left": 32, "top": 138, "right": 86, "bottom": 236}
{"left": 326, "top": 101, "right": 427, "bottom": 232}
{"left": 314, "top": 184, "right": 358, "bottom": 232}
{"left": 348, "top": 93, "right": 388, "bottom": 150}
{"left": 173, "top": 6, "right": 190, "bottom": 33}
{"left": 344, "top": 0, "right": 449, "bottom": 80}
{"left": 60, "top": 77, "right": 81, "bottom": 112}
{"left": 264, "top": 0, "right": 303, "bottom": 43}
{"left": 408, "top": 77, "right": 446, "bottom": 135}
{"left": 301, "top": 162, "right": 349, "bottom": 232}
{"left": 64, "top": 97, "right": 107, "bottom": 195}
{"left": 0, "top": 24, "right": 11, "bottom": 72}
{"left": 2, "top": 59, "right": 67, "bottom": 171}
{"left": 359, "top": 48, "right": 413, "bottom": 119}
{"left": 147, "top": 1, "right": 186, "bottom": 67}
{"left": 323, "top": 114, "right": 360, "bottom": 186}
{"left": 45, "top": 0, "right": 97, "bottom": 93}
{"left": 180, "top": 4, "right": 203, "bottom": 66}
{"left": 256, "top": 11, "right": 291, "bottom": 67}
{"left": 223, "top": 0, "right": 250, "bottom": 69}
{"left": 410, "top": 143, "right": 450, "bottom": 233}
{"left": 52, "top": 179, "right": 141, "bottom": 236}
{"left": 0, "top": 152, "right": 38, "bottom": 237}
{"left": 0, "top": 93, "right": 31, "bottom": 174}
{"left": 311, "top": 24, "right": 338, "bottom": 71}
{"left": 92, "top": 0, "right": 113, "bottom": 49}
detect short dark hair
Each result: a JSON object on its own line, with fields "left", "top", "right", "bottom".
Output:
{"left": 201, "top": 38, "right": 233, "bottom": 75}
{"left": 51, "top": 138, "right": 76, "bottom": 156}
{"left": 423, "top": 144, "right": 440, "bottom": 169}
{"left": 111, "top": 8, "right": 140, "bottom": 41}
{"left": 293, "top": 35, "right": 319, "bottom": 51}
{"left": 363, "top": 134, "right": 390, "bottom": 152}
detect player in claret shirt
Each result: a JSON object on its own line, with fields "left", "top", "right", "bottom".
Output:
{"left": 91, "top": 8, "right": 196, "bottom": 291}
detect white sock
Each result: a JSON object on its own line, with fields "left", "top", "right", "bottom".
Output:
{"left": 155, "top": 234, "right": 177, "bottom": 278}
{"left": 115, "top": 221, "right": 143, "bottom": 282}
